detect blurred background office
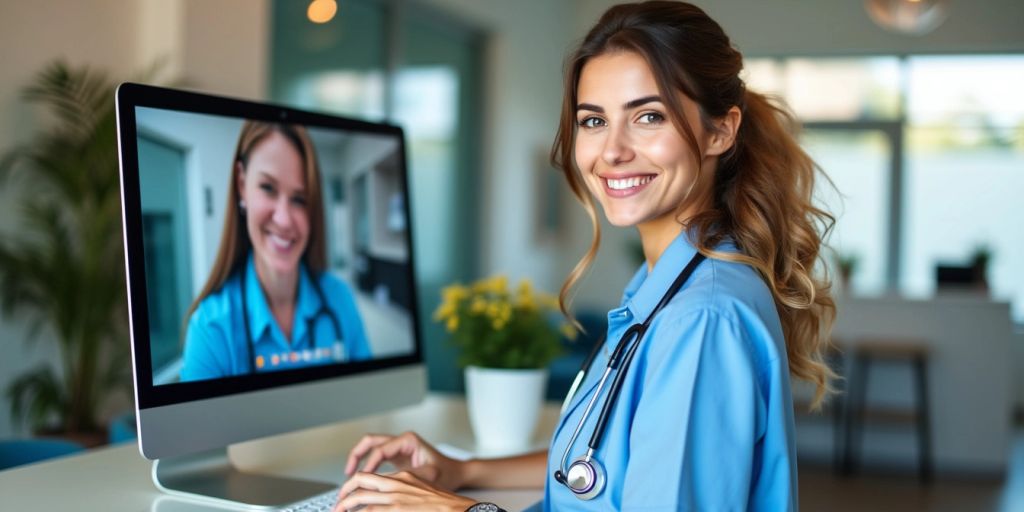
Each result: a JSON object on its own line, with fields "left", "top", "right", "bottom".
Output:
{"left": 1, "top": 0, "right": 1022, "bottom": 509}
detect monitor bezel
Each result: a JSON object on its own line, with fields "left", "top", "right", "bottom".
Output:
{"left": 116, "top": 82, "right": 424, "bottom": 411}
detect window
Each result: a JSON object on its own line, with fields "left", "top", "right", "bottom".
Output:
{"left": 903, "top": 56, "right": 1024, "bottom": 319}
{"left": 746, "top": 55, "right": 1024, "bottom": 322}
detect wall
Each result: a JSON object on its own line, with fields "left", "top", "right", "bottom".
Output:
{"left": 0, "top": 0, "right": 269, "bottom": 438}
{"left": 419, "top": 0, "right": 579, "bottom": 293}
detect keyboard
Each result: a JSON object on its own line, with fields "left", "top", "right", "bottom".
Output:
{"left": 279, "top": 490, "right": 339, "bottom": 512}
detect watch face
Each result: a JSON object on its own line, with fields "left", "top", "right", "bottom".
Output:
{"left": 469, "top": 503, "right": 501, "bottom": 512}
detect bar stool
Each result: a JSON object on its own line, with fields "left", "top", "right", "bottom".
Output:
{"left": 840, "top": 338, "right": 933, "bottom": 484}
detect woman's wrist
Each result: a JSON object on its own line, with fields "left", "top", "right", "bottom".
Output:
{"left": 457, "top": 458, "right": 486, "bottom": 489}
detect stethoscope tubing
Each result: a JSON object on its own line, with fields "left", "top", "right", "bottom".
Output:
{"left": 240, "top": 260, "right": 343, "bottom": 374}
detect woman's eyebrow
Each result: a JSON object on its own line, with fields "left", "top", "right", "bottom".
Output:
{"left": 576, "top": 95, "right": 663, "bottom": 113}
{"left": 624, "top": 95, "right": 662, "bottom": 109}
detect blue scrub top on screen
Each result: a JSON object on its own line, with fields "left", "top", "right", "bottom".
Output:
{"left": 539, "top": 232, "right": 798, "bottom": 511}
{"left": 181, "top": 254, "right": 371, "bottom": 381}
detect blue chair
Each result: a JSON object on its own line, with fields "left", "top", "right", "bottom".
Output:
{"left": 546, "top": 310, "right": 608, "bottom": 401}
{"left": 0, "top": 438, "right": 85, "bottom": 471}
{"left": 108, "top": 411, "right": 138, "bottom": 444}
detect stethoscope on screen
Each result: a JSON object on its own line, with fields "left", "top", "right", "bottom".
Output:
{"left": 240, "top": 263, "right": 343, "bottom": 374}
{"left": 553, "top": 252, "right": 705, "bottom": 501}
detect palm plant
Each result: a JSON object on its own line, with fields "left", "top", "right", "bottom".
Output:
{"left": 0, "top": 61, "right": 129, "bottom": 437}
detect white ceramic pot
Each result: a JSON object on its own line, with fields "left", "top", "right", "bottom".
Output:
{"left": 464, "top": 366, "right": 548, "bottom": 457}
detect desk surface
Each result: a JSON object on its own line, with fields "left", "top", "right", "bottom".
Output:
{"left": 0, "top": 394, "right": 553, "bottom": 511}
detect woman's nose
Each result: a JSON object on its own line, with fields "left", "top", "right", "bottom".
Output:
{"left": 602, "top": 125, "right": 635, "bottom": 166}
{"left": 272, "top": 197, "right": 292, "bottom": 227}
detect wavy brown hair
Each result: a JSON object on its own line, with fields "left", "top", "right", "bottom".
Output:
{"left": 183, "top": 121, "right": 327, "bottom": 326}
{"left": 552, "top": 1, "right": 837, "bottom": 409}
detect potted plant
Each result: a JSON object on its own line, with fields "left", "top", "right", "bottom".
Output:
{"left": 970, "top": 244, "right": 993, "bottom": 292}
{"left": 835, "top": 252, "right": 859, "bottom": 293}
{"left": 433, "top": 275, "right": 572, "bottom": 455}
{"left": 0, "top": 62, "right": 130, "bottom": 446}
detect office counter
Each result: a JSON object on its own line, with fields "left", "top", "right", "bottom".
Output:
{"left": 0, "top": 394, "right": 553, "bottom": 511}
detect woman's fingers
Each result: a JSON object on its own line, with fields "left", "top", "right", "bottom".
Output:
{"left": 334, "top": 471, "right": 475, "bottom": 512}
{"left": 335, "top": 472, "right": 414, "bottom": 511}
{"left": 360, "top": 436, "right": 413, "bottom": 474}
{"left": 338, "top": 472, "right": 390, "bottom": 502}
{"left": 344, "top": 434, "right": 393, "bottom": 476}
{"left": 335, "top": 488, "right": 399, "bottom": 511}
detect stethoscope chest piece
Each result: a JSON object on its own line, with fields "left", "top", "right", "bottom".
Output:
{"left": 567, "top": 455, "right": 606, "bottom": 501}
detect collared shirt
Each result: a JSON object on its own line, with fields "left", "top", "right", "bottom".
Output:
{"left": 180, "top": 255, "right": 371, "bottom": 381}
{"left": 540, "top": 232, "right": 797, "bottom": 511}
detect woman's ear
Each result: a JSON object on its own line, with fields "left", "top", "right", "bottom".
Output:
{"left": 705, "top": 106, "right": 742, "bottom": 157}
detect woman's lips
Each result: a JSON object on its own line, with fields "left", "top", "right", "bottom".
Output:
{"left": 602, "top": 174, "right": 656, "bottom": 198}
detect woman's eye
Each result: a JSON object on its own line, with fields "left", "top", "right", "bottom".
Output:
{"left": 638, "top": 112, "right": 665, "bottom": 124}
{"left": 578, "top": 117, "right": 605, "bottom": 129}
{"left": 259, "top": 183, "right": 275, "bottom": 195}
{"left": 291, "top": 196, "right": 307, "bottom": 207}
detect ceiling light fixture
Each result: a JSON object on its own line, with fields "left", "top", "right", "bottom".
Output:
{"left": 308, "top": 0, "right": 338, "bottom": 24}
{"left": 865, "top": 0, "right": 949, "bottom": 35}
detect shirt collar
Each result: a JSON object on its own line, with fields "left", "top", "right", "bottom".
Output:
{"left": 244, "top": 254, "right": 319, "bottom": 345}
{"left": 620, "top": 231, "right": 699, "bottom": 322}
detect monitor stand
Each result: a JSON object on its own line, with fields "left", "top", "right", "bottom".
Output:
{"left": 152, "top": 447, "right": 336, "bottom": 509}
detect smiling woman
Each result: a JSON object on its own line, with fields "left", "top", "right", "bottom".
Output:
{"left": 336, "top": 2, "right": 837, "bottom": 510}
{"left": 180, "top": 121, "right": 372, "bottom": 381}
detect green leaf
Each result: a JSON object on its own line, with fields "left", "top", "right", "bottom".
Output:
{"left": 0, "top": 60, "right": 131, "bottom": 433}
{"left": 7, "top": 365, "right": 67, "bottom": 430}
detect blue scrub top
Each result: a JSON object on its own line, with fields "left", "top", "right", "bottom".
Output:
{"left": 539, "top": 232, "right": 798, "bottom": 510}
{"left": 180, "top": 255, "right": 371, "bottom": 381}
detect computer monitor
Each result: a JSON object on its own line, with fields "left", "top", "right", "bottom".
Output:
{"left": 116, "top": 83, "right": 426, "bottom": 507}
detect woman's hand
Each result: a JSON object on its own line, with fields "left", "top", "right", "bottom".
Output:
{"left": 344, "top": 431, "right": 465, "bottom": 491}
{"left": 334, "top": 470, "right": 477, "bottom": 512}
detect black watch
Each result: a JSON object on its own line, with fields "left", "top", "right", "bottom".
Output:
{"left": 466, "top": 503, "right": 506, "bottom": 512}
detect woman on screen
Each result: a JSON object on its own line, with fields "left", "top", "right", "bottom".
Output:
{"left": 335, "top": 2, "right": 836, "bottom": 510}
{"left": 180, "top": 121, "right": 371, "bottom": 382}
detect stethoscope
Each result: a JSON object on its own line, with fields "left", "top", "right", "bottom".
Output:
{"left": 240, "top": 261, "right": 343, "bottom": 374}
{"left": 553, "top": 251, "right": 706, "bottom": 500}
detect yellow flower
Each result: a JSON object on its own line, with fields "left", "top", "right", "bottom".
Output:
{"left": 470, "top": 297, "right": 487, "bottom": 314}
{"left": 433, "top": 302, "right": 456, "bottom": 321}
{"left": 516, "top": 278, "right": 533, "bottom": 297}
{"left": 446, "top": 316, "right": 459, "bottom": 332}
{"left": 474, "top": 275, "right": 509, "bottom": 295}
{"left": 492, "top": 318, "right": 506, "bottom": 331}
{"left": 515, "top": 294, "right": 537, "bottom": 312}
{"left": 441, "top": 284, "right": 469, "bottom": 305}
{"left": 492, "top": 275, "right": 509, "bottom": 294}
{"left": 486, "top": 302, "right": 501, "bottom": 319}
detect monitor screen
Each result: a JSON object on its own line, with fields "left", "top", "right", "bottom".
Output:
{"left": 117, "top": 83, "right": 425, "bottom": 462}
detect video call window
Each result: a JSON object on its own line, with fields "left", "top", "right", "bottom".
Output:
{"left": 135, "top": 107, "right": 415, "bottom": 386}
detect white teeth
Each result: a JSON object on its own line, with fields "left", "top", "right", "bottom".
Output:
{"left": 268, "top": 233, "right": 294, "bottom": 250}
{"left": 606, "top": 176, "right": 653, "bottom": 190}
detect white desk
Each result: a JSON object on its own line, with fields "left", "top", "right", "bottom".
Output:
{"left": 0, "top": 393, "right": 553, "bottom": 511}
